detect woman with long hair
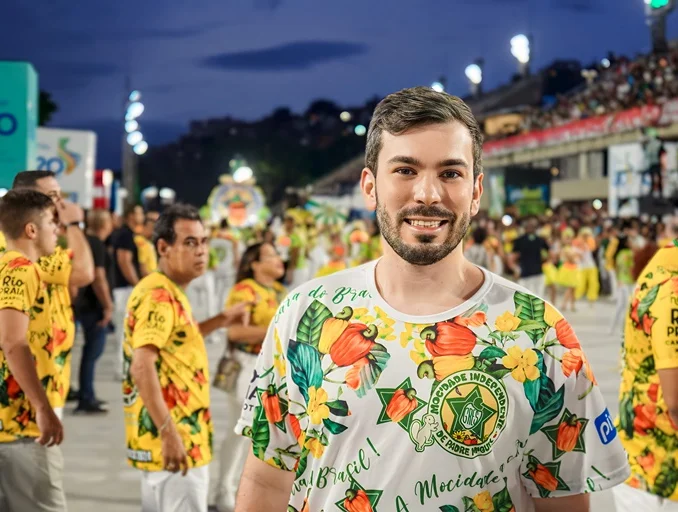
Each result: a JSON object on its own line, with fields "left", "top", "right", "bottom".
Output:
{"left": 214, "top": 242, "right": 286, "bottom": 512}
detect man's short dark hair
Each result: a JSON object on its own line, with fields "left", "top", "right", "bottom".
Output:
{"left": 12, "top": 170, "right": 56, "bottom": 190}
{"left": 153, "top": 203, "right": 202, "bottom": 253}
{"left": 0, "top": 190, "right": 55, "bottom": 240}
{"left": 365, "top": 86, "right": 484, "bottom": 178}
{"left": 123, "top": 203, "right": 141, "bottom": 219}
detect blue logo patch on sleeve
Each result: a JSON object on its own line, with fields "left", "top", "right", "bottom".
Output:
{"left": 595, "top": 408, "right": 617, "bottom": 445}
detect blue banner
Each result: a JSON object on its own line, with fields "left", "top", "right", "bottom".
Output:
{"left": 0, "top": 62, "right": 38, "bottom": 189}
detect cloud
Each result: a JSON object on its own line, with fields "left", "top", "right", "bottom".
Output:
{"left": 200, "top": 40, "right": 369, "bottom": 72}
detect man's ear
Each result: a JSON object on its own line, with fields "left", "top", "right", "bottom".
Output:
{"left": 361, "top": 168, "right": 377, "bottom": 212}
{"left": 470, "top": 172, "right": 484, "bottom": 217}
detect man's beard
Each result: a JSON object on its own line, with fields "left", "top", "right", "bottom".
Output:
{"left": 376, "top": 198, "right": 470, "bottom": 266}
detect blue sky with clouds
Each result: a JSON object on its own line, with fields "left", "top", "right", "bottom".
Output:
{"left": 1, "top": 0, "right": 672, "bottom": 167}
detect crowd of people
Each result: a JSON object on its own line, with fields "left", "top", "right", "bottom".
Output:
{"left": 0, "top": 86, "right": 676, "bottom": 512}
{"left": 521, "top": 49, "right": 678, "bottom": 133}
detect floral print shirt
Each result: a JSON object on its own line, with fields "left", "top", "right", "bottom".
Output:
{"left": 237, "top": 261, "right": 629, "bottom": 511}
{"left": 123, "top": 272, "right": 213, "bottom": 472}
{"left": 617, "top": 241, "right": 678, "bottom": 499}
{"left": 0, "top": 251, "right": 47, "bottom": 442}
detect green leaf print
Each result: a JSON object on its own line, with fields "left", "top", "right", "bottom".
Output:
{"left": 287, "top": 341, "right": 323, "bottom": 403}
{"left": 478, "top": 346, "right": 507, "bottom": 361}
{"left": 618, "top": 392, "right": 635, "bottom": 438}
{"left": 524, "top": 351, "right": 545, "bottom": 411}
{"left": 652, "top": 458, "right": 678, "bottom": 498}
{"left": 355, "top": 343, "right": 391, "bottom": 398}
{"left": 295, "top": 449, "right": 310, "bottom": 479}
{"left": 325, "top": 399, "right": 350, "bottom": 417}
{"left": 492, "top": 479, "right": 514, "bottom": 512}
{"left": 138, "top": 407, "right": 158, "bottom": 437}
{"left": 637, "top": 284, "right": 660, "bottom": 322}
{"left": 635, "top": 355, "right": 655, "bottom": 384}
{"left": 251, "top": 406, "right": 271, "bottom": 459}
{"left": 54, "top": 350, "right": 69, "bottom": 368}
{"left": 461, "top": 496, "right": 481, "bottom": 512}
{"left": 0, "top": 378, "right": 8, "bottom": 407}
{"left": 179, "top": 410, "right": 202, "bottom": 435}
{"left": 513, "top": 292, "right": 547, "bottom": 343}
{"left": 530, "top": 385, "right": 566, "bottom": 435}
{"left": 296, "top": 300, "right": 333, "bottom": 348}
{"left": 439, "top": 506, "right": 461, "bottom": 512}
{"left": 322, "top": 418, "right": 348, "bottom": 435}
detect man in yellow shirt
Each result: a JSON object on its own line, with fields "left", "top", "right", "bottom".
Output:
{"left": 0, "top": 189, "right": 66, "bottom": 511}
{"left": 136, "top": 212, "right": 158, "bottom": 276}
{"left": 123, "top": 204, "right": 247, "bottom": 512}
{"left": 11, "top": 171, "right": 95, "bottom": 416}
{"left": 615, "top": 233, "right": 678, "bottom": 510}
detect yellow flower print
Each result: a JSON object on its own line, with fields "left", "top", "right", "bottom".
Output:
{"left": 273, "top": 329, "right": 286, "bottom": 377}
{"left": 543, "top": 302, "right": 564, "bottom": 327}
{"left": 307, "top": 387, "right": 330, "bottom": 424}
{"left": 373, "top": 306, "right": 395, "bottom": 328}
{"left": 409, "top": 338, "right": 427, "bottom": 366}
{"left": 495, "top": 311, "right": 521, "bottom": 332}
{"left": 378, "top": 325, "right": 397, "bottom": 342}
{"left": 473, "top": 490, "right": 495, "bottom": 512}
{"left": 401, "top": 323, "right": 415, "bottom": 348}
{"left": 305, "top": 437, "right": 325, "bottom": 458}
{"left": 502, "top": 346, "right": 540, "bottom": 383}
{"left": 352, "top": 307, "right": 375, "bottom": 325}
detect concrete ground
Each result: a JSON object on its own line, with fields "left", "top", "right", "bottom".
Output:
{"left": 59, "top": 299, "right": 623, "bottom": 512}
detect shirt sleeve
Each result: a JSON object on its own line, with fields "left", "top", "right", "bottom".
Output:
{"left": 91, "top": 238, "right": 105, "bottom": 269}
{"left": 651, "top": 280, "right": 678, "bottom": 370}
{"left": 130, "top": 288, "right": 175, "bottom": 350}
{"left": 36, "top": 247, "right": 73, "bottom": 286}
{"left": 236, "top": 307, "right": 303, "bottom": 472}
{"left": 0, "top": 259, "right": 40, "bottom": 314}
{"left": 520, "top": 316, "right": 630, "bottom": 498}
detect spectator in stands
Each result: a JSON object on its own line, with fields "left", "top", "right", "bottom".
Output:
{"left": 643, "top": 128, "right": 664, "bottom": 198}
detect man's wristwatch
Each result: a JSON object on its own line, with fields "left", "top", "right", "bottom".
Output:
{"left": 66, "top": 221, "right": 85, "bottom": 229}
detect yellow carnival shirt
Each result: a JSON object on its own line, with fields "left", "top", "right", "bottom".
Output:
{"left": 0, "top": 231, "right": 5, "bottom": 253}
{"left": 123, "top": 271, "right": 213, "bottom": 471}
{"left": 616, "top": 240, "right": 678, "bottom": 498}
{"left": 226, "top": 278, "right": 286, "bottom": 355}
{"left": 135, "top": 235, "right": 157, "bottom": 273}
{"left": 36, "top": 247, "right": 75, "bottom": 408}
{"left": 0, "top": 251, "right": 46, "bottom": 442}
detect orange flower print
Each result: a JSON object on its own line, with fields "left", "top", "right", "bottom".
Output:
{"left": 8, "top": 257, "right": 31, "bottom": 270}
{"left": 630, "top": 298, "right": 641, "bottom": 328}
{"left": 6, "top": 374, "right": 22, "bottom": 400}
{"left": 162, "top": 383, "right": 188, "bottom": 408}
{"left": 636, "top": 451, "right": 655, "bottom": 473}
{"left": 555, "top": 319, "right": 581, "bottom": 349}
{"left": 151, "top": 288, "right": 173, "bottom": 304}
{"left": 672, "top": 277, "right": 678, "bottom": 295}
{"left": 203, "top": 408, "right": 211, "bottom": 423}
{"left": 642, "top": 315, "right": 654, "bottom": 336}
{"left": 15, "top": 408, "right": 31, "bottom": 429}
{"left": 193, "top": 370, "right": 207, "bottom": 386}
{"left": 561, "top": 348, "right": 597, "bottom": 384}
{"left": 634, "top": 403, "right": 657, "bottom": 435}
{"left": 454, "top": 311, "right": 487, "bottom": 328}
{"left": 648, "top": 383, "right": 659, "bottom": 403}
{"left": 52, "top": 324, "right": 67, "bottom": 348}
{"left": 187, "top": 444, "right": 202, "bottom": 462}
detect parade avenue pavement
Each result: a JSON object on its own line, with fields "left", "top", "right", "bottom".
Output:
{"left": 60, "top": 299, "right": 624, "bottom": 512}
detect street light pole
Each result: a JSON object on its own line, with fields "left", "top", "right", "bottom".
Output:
{"left": 121, "top": 82, "right": 146, "bottom": 207}
{"left": 645, "top": 0, "right": 675, "bottom": 53}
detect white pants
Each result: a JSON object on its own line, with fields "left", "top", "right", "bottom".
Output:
{"left": 518, "top": 274, "right": 545, "bottom": 298}
{"left": 610, "top": 283, "right": 634, "bottom": 334}
{"left": 141, "top": 465, "right": 209, "bottom": 512}
{"left": 215, "top": 351, "right": 259, "bottom": 512}
{"left": 113, "top": 286, "right": 134, "bottom": 378}
{"left": 613, "top": 483, "right": 678, "bottom": 511}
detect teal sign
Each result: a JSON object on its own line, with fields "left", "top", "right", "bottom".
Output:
{"left": 0, "top": 62, "right": 38, "bottom": 189}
